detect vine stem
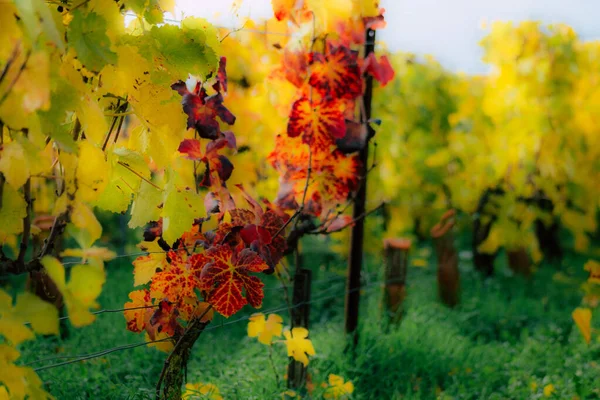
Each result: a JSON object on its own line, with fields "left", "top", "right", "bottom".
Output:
{"left": 155, "top": 305, "right": 213, "bottom": 400}
{"left": 104, "top": 110, "right": 134, "bottom": 117}
{"left": 268, "top": 344, "right": 281, "bottom": 388}
{"left": 117, "top": 161, "right": 161, "bottom": 190}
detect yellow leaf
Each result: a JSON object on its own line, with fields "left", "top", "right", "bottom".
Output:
{"left": 543, "top": 384, "right": 555, "bottom": 397}
{"left": 145, "top": 332, "right": 174, "bottom": 353}
{"left": 94, "top": 148, "right": 149, "bottom": 213}
{"left": 0, "top": 289, "right": 58, "bottom": 346}
{"left": 183, "top": 382, "right": 223, "bottom": 400}
{"left": 412, "top": 258, "right": 428, "bottom": 268}
{"left": 128, "top": 125, "right": 182, "bottom": 169}
{"left": 572, "top": 308, "right": 592, "bottom": 344}
{"left": 247, "top": 313, "right": 283, "bottom": 345}
{"left": 76, "top": 141, "right": 109, "bottom": 202}
{"left": 41, "top": 256, "right": 105, "bottom": 327}
{"left": 129, "top": 180, "right": 163, "bottom": 229}
{"left": 0, "top": 185, "right": 27, "bottom": 236}
{"left": 324, "top": 374, "right": 354, "bottom": 399}
{"left": 13, "top": 292, "right": 59, "bottom": 336}
{"left": 67, "top": 265, "right": 105, "bottom": 326}
{"left": 78, "top": 95, "right": 108, "bottom": 145}
{"left": 354, "top": 0, "right": 380, "bottom": 17}
{"left": 13, "top": 51, "right": 51, "bottom": 113}
{"left": 477, "top": 226, "right": 501, "bottom": 254}
{"left": 70, "top": 201, "right": 102, "bottom": 248}
{"left": 584, "top": 260, "right": 600, "bottom": 284}
{"left": 161, "top": 182, "right": 204, "bottom": 244}
{"left": 530, "top": 381, "right": 538, "bottom": 392}
{"left": 0, "top": 290, "right": 34, "bottom": 346}
{"left": 0, "top": 386, "right": 8, "bottom": 400}
{"left": 0, "top": 141, "right": 29, "bottom": 189}
{"left": 0, "top": 343, "right": 51, "bottom": 400}
{"left": 61, "top": 247, "right": 116, "bottom": 262}
{"left": 283, "top": 327, "right": 315, "bottom": 367}
{"left": 133, "top": 240, "right": 167, "bottom": 286}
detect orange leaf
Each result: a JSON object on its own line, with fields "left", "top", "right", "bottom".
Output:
{"left": 272, "top": 0, "right": 298, "bottom": 21}
{"left": 287, "top": 97, "right": 345, "bottom": 151}
{"left": 149, "top": 251, "right": 208, "bottom": 315}
{"left": 309, "top": 45, "right": 362, "bottom": 99}
{"left": 572, "top": 308, "right": 592, "bottom": 344}
{"left": 270, "top": 135, "right": 360, "bottom": 216}
{"left": 124, "top": 289, "right": 153, "bottom": 333}
{"left": 584, "top": 260, "right": 600, "bottom": 284}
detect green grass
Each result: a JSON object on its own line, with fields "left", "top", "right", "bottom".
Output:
{"left": 16, "top": 240, "right": 600, "bottom": 399}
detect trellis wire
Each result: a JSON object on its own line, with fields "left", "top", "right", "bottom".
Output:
{"left": 29, "top": 273, "right": 395, "bottom": 372}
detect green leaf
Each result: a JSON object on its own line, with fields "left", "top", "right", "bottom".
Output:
{"left": 94, "top": 148, "right": 149, "bottom": 213}
{"left": 161, "top": 181, "right": 203, "bottom": 244}
{"left": 129, "top": 180, "right": 163, "bottom": 229}
{"left": 127, "top": 22, "right": 218, "bottom": 83}
{"left": 37, "top": 77, "right": 78, "bottom": 152}
{"left": 122, "top": 0, "right": 174, "bottom": 25}
{"left": 69, "top": 10, "right": 117, "bottom": 71}
{"left": 14, "top": 0, "right": 64, "bottom": 51}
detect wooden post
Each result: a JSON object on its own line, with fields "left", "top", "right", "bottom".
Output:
{"left": 345, "top": 27, "right": 376, "bottom": 346}
{"left": 507, "top": 247, "right": 531, "bottom": 277}
{"left": 287, "top": 250, "right": 312, "bottom": 391}
{"left": 382, "top": 238, "right": 411, "bottom": 323}
{"left": 431, "top": 210, "right": 460, "bottom": 307}
{"left": 473, "top": 190, "right": 498, "bottom": 276}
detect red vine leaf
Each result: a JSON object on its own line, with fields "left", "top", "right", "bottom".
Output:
{"left": 270, "top": 134, "right": 361, "bottom": 216}
{"left": 363, "top": 53, "right": 395, "bottom": 87}
{"left": 147, "top": 300, "right": 181, "bottom": 339}
{"left": 287, "top": 97, "right": 345, "bottom": 150}
{"left": 199, "top": 245, "right": 269, "bottom": 317}
{"left": 212, "top": 57, "right": 228, "bottom": 93}
{"left": 171, "top": 81, "right": 236, "bottom": 140}
{"left": 149, "top": 251, "right": 208, "bottom": 312}
{"left": 178, "top": 137, "right": 235, "bottom": 187}
{"left": 178, "top": 138, "right": 203, "bottom": 159}
{"left": 309, "top": 44, "right": 362, "bottom": 99}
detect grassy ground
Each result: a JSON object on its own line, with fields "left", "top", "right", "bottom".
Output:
{"left": 16, "top": 238, "right": 600, "bottom": 400}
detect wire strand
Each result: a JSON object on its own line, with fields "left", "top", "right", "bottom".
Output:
{"left": 28, "top": 273, "right": 394, "bottom": 372}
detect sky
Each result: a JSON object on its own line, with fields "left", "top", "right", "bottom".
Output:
{"left": 174, "top": 0, "right": 600, "bottom": 74}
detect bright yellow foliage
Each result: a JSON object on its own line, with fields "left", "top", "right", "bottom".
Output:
{"left": 132, "top": 240, "right": 168, "bottom": 287}
{"left": 572, "top": 308, "right": 592, "bottom": 344}
{"left": 283, "top": 327, "right": 316, "bottom": 366}
{"left": 182, "top": 382, "right": 223, "bottom": 400}
{"left": 41, "top": 256, "right": 105, "bottom": 327}
{"left": 247, "top": 313, "right": 283, "bottom": 345}
{"left": 0, "top": 290, "right": 59, "bottom": 346}
{"left": 323, "top": 374, "right": 354, "bottom": 399}
{"left": 543, "top": 383, "right": 555, "bottom": 397}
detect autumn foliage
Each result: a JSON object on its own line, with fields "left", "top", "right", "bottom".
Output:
{"left": 123, "top": 0, "right": 394, "bottom": 347}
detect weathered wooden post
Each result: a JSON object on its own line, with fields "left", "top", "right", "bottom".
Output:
{"left": 473, "top": 189, "right": 498, "bottom": 276}
{"left": 431, "top": 210, "right": 460, "bottom": 307}
{"left": 382, "top": 238, "right": 411, "bottom": 323}
{"left": 287, "top": 249, "right": 312, "bottom": 391}
{"left": 345, "top": 27, "right": 376, "bottom": 346}
{"left": 507, "top": 247, "right": 532, "bottom": 277}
